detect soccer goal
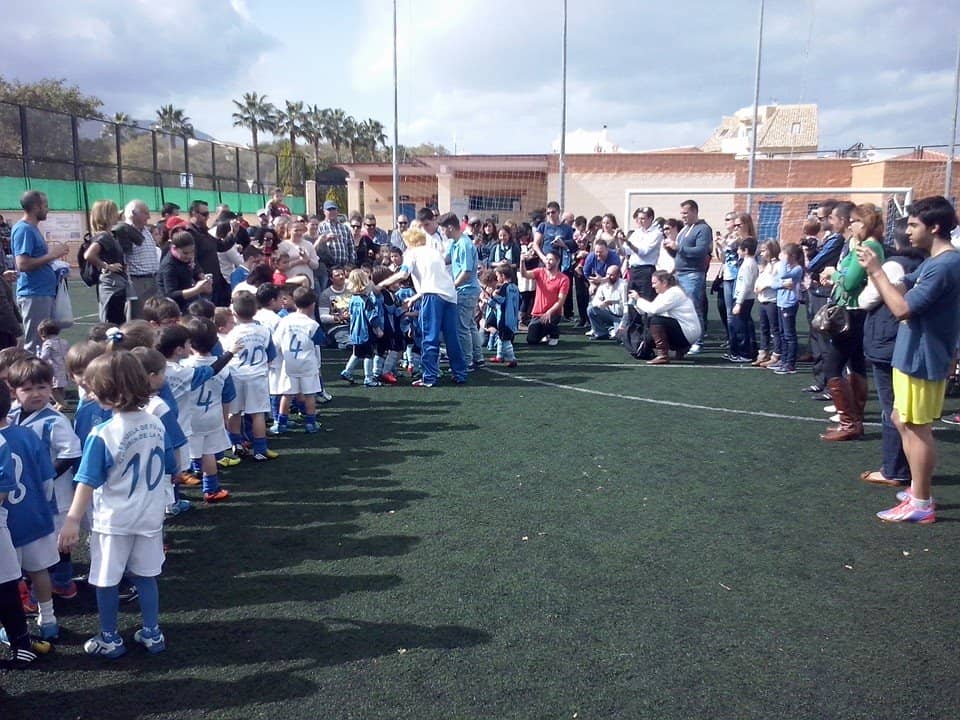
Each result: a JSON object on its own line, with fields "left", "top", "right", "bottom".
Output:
{"left": 623, "top": 186, "right": 914, "bottom": 243}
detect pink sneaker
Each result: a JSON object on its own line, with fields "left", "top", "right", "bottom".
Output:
{"left": 489, "top": 357, "right": 504, "bottom": 364}
{"left": 876, "top": 498, "right": 935, "bottom": 524}
{"left": 895, "top": 489, "right": 936, "bottom": 508}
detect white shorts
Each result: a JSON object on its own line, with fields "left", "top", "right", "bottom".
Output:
{"left": 268, "top": 362, "right": 282, "bottom": 396}
{"left": 0, "top": 527, "right": 22, "bottom": 584}
{"left": 16, "top": 532, "right": 59, "bottom": 573}
{"left": 88, "top": 531, "right": 164, "bottom": 587}
{"left": 188, "top": 426, "right": 231, "bottom": 458}
{"left": 278, "top": 373, "right": 321, "bottom": 396}
{"left": 229, "top": 375, "right": 271, "bottom": 415}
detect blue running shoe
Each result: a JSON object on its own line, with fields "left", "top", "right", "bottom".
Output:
{"left": 134, "top": 627, "right": 166, "bottom": 654}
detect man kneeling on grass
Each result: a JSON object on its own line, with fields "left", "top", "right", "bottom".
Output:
{"left": 856, "top": 195, "right": 960, "bottom": 523}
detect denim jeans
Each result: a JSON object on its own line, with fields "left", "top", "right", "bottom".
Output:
{"left": 759, "top": 302, "right": 781, "bottom": 355}
{"left": 723, "top": 279, "right": 736, "bottom": 341}
{"left": 729, "top": 298, "right": 755, "bottom": 358}
{"left": 587, "top": 305, "right": 621, "bottom": 338}
{"left": 456, "top": 293, "right": 484, "bottom": 364}
{"left": 872, "top": 361, "right": 910, "bottom": 481}
{"left": 778, "top": 304, "right": 798, "bottom": 369}
{"left": 676, "top": 271, "right": 705, "bottom": 343}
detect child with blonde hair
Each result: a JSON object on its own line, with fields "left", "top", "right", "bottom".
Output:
{"left": 340, "top": 269, "right": 383, "bottom": 387}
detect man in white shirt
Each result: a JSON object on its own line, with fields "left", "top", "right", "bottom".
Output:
{"left": 586, "top": 265, "right": 628, "bottom": 340}
{"left": 122, "top": 200, "right": 160, "bottom": 319}
{"left": 621, "top": 206, "right": 662, "bottom": 301}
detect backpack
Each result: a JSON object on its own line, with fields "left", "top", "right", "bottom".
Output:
{"left": 78, "top": 235, "right": 100, "bottom": 287}
{"left": 622, "top": 309, "right": 654, "bottom": 360}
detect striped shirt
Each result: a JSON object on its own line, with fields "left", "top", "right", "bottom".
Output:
{"left": 318, "top": 220, "right": 354, "bottom": 267}
{"left": 125, "top": 225, "right": 159, "bottom": 276}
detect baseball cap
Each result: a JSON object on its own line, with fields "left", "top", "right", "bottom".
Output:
{"left": 323, "top": 200, "right": 339, "bottom": 211}
{"left": 165, "top": 216, "right": 188, "bottom": 231}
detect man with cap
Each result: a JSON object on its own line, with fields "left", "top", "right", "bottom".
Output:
{"left": 317, "top": 200, "right": 354, "bottom": 267}
{"left": 389, "top": 214, "right": 409, "bottom": 251}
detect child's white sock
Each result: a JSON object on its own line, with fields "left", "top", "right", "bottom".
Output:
{"left": 344, "top": 354, "right": 360, "bottom": 374}
{"left": 363, "top": 358, "right": 374, "bottom": 383}
{"left": 372, "top": 354, "right": 384, "bottom": 377}
{"left": 38, "top": 599, "right": 56, "bottom": 627}
{"left": 384, "top": 350, "right": 399, "bottom": 375}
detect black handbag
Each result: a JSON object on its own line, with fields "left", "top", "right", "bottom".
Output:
{"left": 811, "top": 301, "right": 850, "bottom": 338}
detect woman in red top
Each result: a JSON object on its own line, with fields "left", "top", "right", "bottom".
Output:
{"left": 519, "top": 244, "right": 570, "bottom": 346}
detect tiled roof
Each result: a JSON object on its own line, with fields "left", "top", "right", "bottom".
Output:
{"left": 700, "top": 104, "right": 818, "bottom": 152}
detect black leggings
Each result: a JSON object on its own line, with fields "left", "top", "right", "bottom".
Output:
{"left": 823, "top": 309, "right": 867, "bottom": 379}
{"left": 0, "top": 578, "right": 29, "bottom": 650}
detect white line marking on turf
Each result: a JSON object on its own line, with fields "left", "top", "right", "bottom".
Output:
{"left": 482, "top": 366, "right": 883, "bottom": 426}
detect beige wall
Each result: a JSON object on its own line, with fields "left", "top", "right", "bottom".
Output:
{"left": 550, "top": 171, "right": 737, "bottom": 231}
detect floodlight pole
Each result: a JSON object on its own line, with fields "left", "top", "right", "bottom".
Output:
{"left": 558, "top": 0, "right": 568, "bottom": 209}
{"left": 946, "top": 34, "right": 960, "bottom": 201}
{"left": 392, "top": 0, "right": 400, "bottom": 223}
{"left": 746, "top": 0, "right": 764, "bottom": 214}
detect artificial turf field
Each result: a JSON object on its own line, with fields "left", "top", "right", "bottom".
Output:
{"left": 3, "top": 289, "right": 960, "bottom": 719}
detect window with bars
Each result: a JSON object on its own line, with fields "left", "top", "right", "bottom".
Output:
{"left": 469, "top": 195, "right": 520, "bottom": 212}
{"left": 758, "top": 201, "right": 782, "bottom": 242}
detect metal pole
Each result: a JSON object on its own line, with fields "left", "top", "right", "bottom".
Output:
{"left": 945, "top": 35, "right": 960, "bottom": 201}
{"left": 746, "top": 0, "right": 764, "bottom": 214}
{"left": 558, "top": 0, "right": 567, "bottom": 208}
{"left": 392, "top": 0, "right": 400, "bottom": 224}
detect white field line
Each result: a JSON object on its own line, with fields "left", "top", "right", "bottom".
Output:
{"left": 482, "top": 366, "right": 885, "bottom": 427}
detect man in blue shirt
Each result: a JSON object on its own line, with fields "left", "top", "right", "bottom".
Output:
{"left": 858, "top": 195, "right": 960, "bottom": 524}
{"left": 11, "top": 191, "right": 68, "bottom": 353}
{"left": 440, "top": 212, "right": 484, "bottom": 368}
{"left": 534, "top": 202, "right": 576, "bottom": 320}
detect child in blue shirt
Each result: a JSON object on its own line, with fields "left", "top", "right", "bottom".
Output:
{"left": 341, "top": 269, "right": 384, "bottom": 387}
{"left": 0, "top": 383, "right": 60, "bottom": 641}
{"left": 395, "top": 282, "right": 421, "bottom": 376}
{"left": 485, "top": 266, "right": 521, "bottom": 367}
{"left": 771, "top": 243, "right": 805, "bottom": 375}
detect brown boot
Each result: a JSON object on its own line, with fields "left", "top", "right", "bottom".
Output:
{"left": 821, "top": 377, "right": 863, "bottom": 441}
{"left": 647, "top": 324, "right": 670, "bottom": 365}
{"left": 849, "top": 372, "right": 868, "bottom": 419}
{"left": 751, "top": 350, "right": 769, "bottom": 366}
{"left": 759, "top": 353, "right": 780, "bottom": 368}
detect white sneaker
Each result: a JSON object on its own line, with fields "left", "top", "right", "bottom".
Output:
{"left": 823, "top": 404, "right": 836, "bottom": 413}
{"left": 547, "top": 338, "right": 559, "bottom": 346}
{"left": 316, "top": 390, "right": 333, "bottom": 404}
{"left": 687, "top": 343, "right": 702, "bottom": 355}
{"left": 584, "top": 330, "right": 595, "bottom": 337}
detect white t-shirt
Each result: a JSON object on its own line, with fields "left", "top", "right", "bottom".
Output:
{"left": 74, "top": 410, "right": 167, "bottom": 536}
{"left": 273, "top": 312, "right": 324, "bottom": 378}
{"left": 402, "top": 246, "right": 457, "bottom": 303}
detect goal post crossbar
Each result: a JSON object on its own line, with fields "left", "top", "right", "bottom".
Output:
{"left": 624, "top": 187, "right": 914, "bottom": 233}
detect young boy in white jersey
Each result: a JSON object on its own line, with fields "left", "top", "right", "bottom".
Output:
{"left": 0, "top": 396, "right": 53, "bottom": 668}
{"left": 226, "top": 291, "right": 278, "bottom": 462}
{"left": 156, "top": 325, "right": 236, "bottom": 482}
{"left": 271, "top": 287, "right": 324, "bottom": 434}
{"left": 6, "top": 357, "right": 82, "bottom": 599}
{"left": 0, "top": 382, "right": 60, "bottom": 644}
{"left": 253, "top": 284, "right": 286, "bottom": 424}
{"left": 59, "top": 351, "right": 171, "bottom": 658}
{"left": 180, "top": 317, "right": 239, "bottom": 501}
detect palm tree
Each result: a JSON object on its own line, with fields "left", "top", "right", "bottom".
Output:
{"left": 343, "top": 115, "right": 360, "bottom": 163}
{"left": 321, "top": 108, "right": 348, "bottom": 162}
{"left": 302, "top": 104, "right": 327, "bottom": 167}
{"left": 274, "top": 100, "right": 305, "bottom": 155}
{"left": 231, "top": 92, "right": 276, "bottom": 156}
{"left": 360, "top": 119, "right": 388, "bottom": 161}
{"left": 153, "top": 104, "right": 194, "bottom": 136}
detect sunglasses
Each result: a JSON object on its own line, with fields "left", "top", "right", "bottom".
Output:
{"left": 398, "top": 222, "right": 408, "bottom": 225}
{"left": 364, "top": 223, "right": 376, "bottom": 227}
{"left": 351, "top": 224, "right": 361, "bottom": 229}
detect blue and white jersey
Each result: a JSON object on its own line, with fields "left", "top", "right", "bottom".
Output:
{"left": 0, "top": 434, "right": 14, "bottom": 531}
{"left": 144, "top": 395, "right": 186, "bottom": 475}
{"left": 274, "top": 312, "right": 323, "bottom": 378}
{"left": 181, "top": 356, "right": 235, "bottom": 434}
{"left": 75, "top": 410, "right": 168, "bottom": 536}
{"left": 253, "top": 308, "right": 280, "bottom": 334}
{"left": 226, "top": 321, "right": 277, "bottom": 379}
{"left": 349, "top": 293, "right": 378, "bottom": 345}
{"left": 0, "top": 425, "right": 56, "bottom": 547}
{"left": 9, "top": 405, "right": 82, "bottom": 474}
{"left": 73, "top": 397, "right": 113, "bottom": 450}
{"left": 488, "top": 282, "right": 520, "bottom": 334}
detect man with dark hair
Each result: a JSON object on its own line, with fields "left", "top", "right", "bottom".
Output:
{"left": 12, "top": 191, "right": 68, "bottom": 353}
{"left": 663, "top": 199, "right": 712, "bottom": 353}
{"left": 622, "top": 206, "right": 662, "bottom": 301}
{"left": 534, "top": 201, "right": 576, "bottom": 320}
{"left": 417, "top": 207, "right": 447, "bottom": 255}
{"left": 157, "top": 232, "right": 212, "bottom": 313}
{"left": 804, "top": 199, "right": 850, "bottom": 395}
{"left": 186, "top": 201, "right": 232, "bottom": 306}
{"left": 857, "top": 195, "right": 960, "bottom": 523}
{"left": 439, "top": 212, "right": 484, "bottom": 368}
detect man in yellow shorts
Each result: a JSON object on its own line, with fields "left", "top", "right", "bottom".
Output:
{"left": 857, "top": 195, "right": 960, "bottom": 523}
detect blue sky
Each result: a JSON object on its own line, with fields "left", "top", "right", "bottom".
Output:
{"left": 1, "top": 0, "right": 957, "bottom": 155}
